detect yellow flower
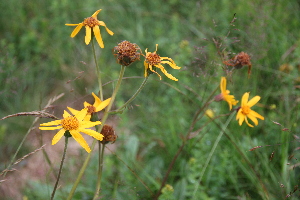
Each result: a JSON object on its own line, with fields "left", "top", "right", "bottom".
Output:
{"left": 68, "top": 92, "right": 111, "bottom": 121}
{"left": 205, "top": 109, "right": 215, "bottom": 118}
{"left": 236, "top": 92, "right": 264, "bottom": 127}
{"left": 39, "top": 108, "right": 103, "bottom": 153}
{"left": 214, "top": 77, "right": 238, "bottom": 110}
{"left": 65, "top": 9, "right": 114, "bottom": 48}
{"left": 144, "top": 44, "right": 181, "bottom": 81}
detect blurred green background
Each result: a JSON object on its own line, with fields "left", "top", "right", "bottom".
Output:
{"left": 1, "top": 0, "right": 300, "bottom": 199}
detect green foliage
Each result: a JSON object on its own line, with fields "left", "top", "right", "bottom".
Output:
{"left": 1, "top": 0, "right": 300, "bottom": 199}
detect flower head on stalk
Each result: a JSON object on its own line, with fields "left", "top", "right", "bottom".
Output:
{"left": 144, "top": 44, "right": 181, "bottom": 81}
{"left": 65, "top": 9, "right": 114, "bottom": 48}
{"left": 114, "top": 40, "right": 141, "bottom": 66}
{"left": 39, "top": 108, "right": 103, "bottom": 153}
{"left": 68, "top": 92, "right": 111, "bottom": 121}
{"left": 236, "top": 92, "right": 264, "bottom": 127}
{"left": 214, "top": 77, "right": 238, "bottom": 110}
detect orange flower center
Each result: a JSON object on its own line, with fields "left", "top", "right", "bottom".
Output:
{"left": 146, "top": 52, "right": 161, "bottom": 65}
{"left": 61, "top": 116, "right": 79, "bottom": 130}
{"left": 83, "top": 17, "right": 99, "bottom": 28}
{"left": 241, "top": 106, "right": 251, "bottom": 115}
{"left": 87, "top": 105, "right": 96, "bottom": 114}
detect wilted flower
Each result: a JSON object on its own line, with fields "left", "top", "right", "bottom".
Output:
{"left": 114, "top": 40, "right": 141, "bottom": 66}
{"left": 101, "top": 124, "right": 117, "bottom": 144}
{"left": 144, "top": 44, "right": 181, "bottom": 81}
{"left": 236, "top": 92, "right": 264, "bottom": 127}
{"left": 65, "top": 9, "right": 114, "bottom": 48}
{"left": 39, "top": 108, "right": 103, "bottom": 153}
{"left": 214, "top": 77, "right": 238, "bottom": 110}
{"left": 68, "top": 92, "right": 111, "bottom": 121}
{"left": 224, "top": 52, "right": 252, "bottom": 76}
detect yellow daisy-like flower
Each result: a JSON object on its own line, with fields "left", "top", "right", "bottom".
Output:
{"left": 215, "top": 77, "right": 239, "bottom": 110}
{"left": 39, "top": 108, "right": 103, "bottom": 153}
{"left": 236, "top": 92, "right": 265, "bottom": 127}
{"left": 144, "top": 44, "right": 181, "bottom": 81}
{"left": 65, "top": 9, "right": 114, "bottom": 48}
{"left": 68, "top": 92, "right": 111, "bottom": 121}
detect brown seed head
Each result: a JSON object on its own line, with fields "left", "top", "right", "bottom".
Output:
{"left": 86, "top": 105, "right": 96, "bottom": 115}
{"left": 146, "top": 52, "right": 161, "bottom": 66}
{"left": 224, "top": 52, "right": 251, "bottom": 69}
{"left": 114, "top": 41, "right": 141, "bottom": 66}
{"left": 101, "top": 125, "right": 117, "bottom": 144}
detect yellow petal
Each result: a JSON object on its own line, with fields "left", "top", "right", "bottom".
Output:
{"left": 80, "top": 121, "right": 101, "bottom": 129}
{"left": 220, "top": 77, "right": 226, "bottom": 94}
{"left": 144, "top": 61, "right": 149, "bottom": 77}
{"left": 63, "top": 110, "right": 71, "bottom": 118}
{"left": 156, "top": 64, "right": 178, "bottom": 81}
{"left": 80, "top": 128, "right": 104, "bottom": 141}
{"left": 65, "top": 23, "right": 80, "bottom": 26}
{"left": 75, "top": 108, "right": 88, "bottom": 122}
{"left": 70, "top": 23, "right": 83, "bottom": 38}
{"left": 249, "top": 110, "right": 264, "bottom": 120}
{"left": 244, "top": 117, "right": 254, "bottom": 127}
{"left": 236, "top": 109, "right": 242, "bottom": 120}
{"left": 95, "top": 98, "right": 111, "bottom": 112}
{"left": 241, "top": 92, "right": 250, "bottom": 107}
{"left": 160, "top": 58, "right": 181, "bottom": 69}
{"left": 247, "top": 96, "right": 261, "bottom": 107}
{"left": 91, "top": 92, "right": 102, "bottom": 107}
{"left": 97, "top": 21, "right": 114, "bottom": 35}
{"left": 85, "top": 26, "right": 92, "bottom": 45}
{"left": 39, "top": 126, "right": 62, "bottom": 130}
{"left": 52, "top": 129, "right": 65, "bottom": 145}
{"left": 238, "top": 113, "right": 245, "bottom": 126}
{"left": 70, "top": 130, "right": 91, "bottom": 153}
{"left": 247, "top": 113, "right": 259, "bottom": 126}
{"left": 83, "top": 101, "right": 92, "bottom": 108}
{"left": 84, "top": 114, "right": 92, "bottom": 121}
{"left": 40, "top": 119, "right": 62, "bottom": 126}
{"left": 92, "top": 9, "right": 102, "bottom": 18}
{"left": 93, "top": 25, "right": 104, "bottom": 48}
{"left": 149, "top": 65, "right": 162, "bottom": 80}
{"left": 67, "top": 106, "right": 80, "bottom": 116}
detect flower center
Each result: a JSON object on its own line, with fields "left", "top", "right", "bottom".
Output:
{"left": 61, "top": 116, "right": 79, "bottom": 130}
{"left": 241, "top": 106, "right": 251, "bottom": 115}
{"left": 87, "top": 105, "right": 96, "bottom": 114}
{"left": 83, "top": 17, "right": 99, "bottom": 28}
{"left": 146, "top": 52, "right": 161, "bottom": 65}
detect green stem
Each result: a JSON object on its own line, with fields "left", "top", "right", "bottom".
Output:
{"left": 113, "top": 76, "right": 149, "bottom": 113}
{"left": 192, "top": 112, "right": 235, "bottom": 199}
{"left": 92, "top": 39, "right": 103, "bottom": 100}
{"left": 67, "top": 65, "right": 126, "bottom": 200}
{"left": 93, "top": 142, "right": 105, "bottom": 200}
{"left": 51, "top": 136, "right": 69, "bottom": 200}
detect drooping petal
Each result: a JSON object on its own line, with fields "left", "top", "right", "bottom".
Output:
{"left": 149, "top": 65, "right": 162, "bottom": 80}
{"left": 249, "top": 110, "right": 264, "bottom": 120}
{"left": 65, "top": 23, "right": 80, "bottom": 26}
{"left": 93, "top": 25, "right": 104, "bottom": 48}
{"left": 39, "top": 126, "right": 62, "bottom": 130}
{"left": 97, "top": 21, "right": 114, "bottom": 35}
{"left": 80, "top": 121, "right": 101, "bottom": 129}
{"left": 80, "top": 128, "right": 104, "bottom": 141}
{"left": 244, "top": 117, "right": 254, "bottom": 127}
{"left": 70, "top": 23, "right": 83, "bottom": 38}
{"left": 236, "top": 109, "right": 243, "bottom": 120}
{"left": 241, "top": 92, "right": 250, "bottom": 106}
{"left": 144, "top": 62, "right": 149, "bottom": 77}
{"left": 85, "top": 26, "right": 92, "bottom": 45}
{"left": 91, "top": 92, "right": 101, "bottom": 107}
{"left": 40, "top": 120, "right": 62, "bottom": 126}
{"left": 95, "top": 98, "right": 111, "bottom": 112}
{"left": 247, "top": 96, "right": 261, "bottom": 107}
{"left": 247, "top": 113, "right": 259, "bottom": 126}
{"left": 52, "top": 129, "right": 65, "bottom": 145}
{"left": 238, "top": 113, "right": 245, "bottom": 126}
{"left": 92, "top": 9, "right": 102, "bottom": 18}
{"left": 156, "top": 64, "right": 178, "bottom": 81}
{"left": 67, "top": 107, "right": 80, "bottom": 116}
{"left": 70, "top": 130, "right": 91, "bottom": 153}
{"left": 160, "top": 59, "right": 181, "bottom": 69}
{"left": 63, "top": 110, "right": 71, "bottom": 118}
{"left": 75, "top": 108, "right": 88, "bottom": 122}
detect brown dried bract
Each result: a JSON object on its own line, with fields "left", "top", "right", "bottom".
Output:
{"left": 224, "top": 52, "right": 252, "bottom": 77}
{"left": 101, "top": 125, "right": 117, "bottom": 144}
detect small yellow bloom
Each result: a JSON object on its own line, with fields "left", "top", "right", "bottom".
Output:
{"left": 68, "top": 92, "right": 111, "bottom": 121}
{"left": 144, "top": 44, "right": 181, "bottom": 81}
{"left": 65, "top": 9, "right": 114, "bottom": 48}
{"left": 39, "top": 108, "right": 103, "bottom": 153}
{"left": 214, "top": 77, "right": 238, "bottom": 110}
{"left": 205, "top": 109, "right": 215, "bottom": 118}
{"left": 236, "top": 92, "right": 264, "bottom": 127}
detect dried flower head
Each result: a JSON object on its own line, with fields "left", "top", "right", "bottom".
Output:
{"left": 101, "top": 125, "right": 117, "bottom": 144}
{"left": 114, "top": 40, "right": 141, "bottom": 66}
{"left": 65, "top": 9, "right": 114, "bottom": 48}
{"left": 224, "top": 52, "right": 252, "bottom": 77}
{"left": 144, "top": 44, "right": 181, "bottom": 81}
